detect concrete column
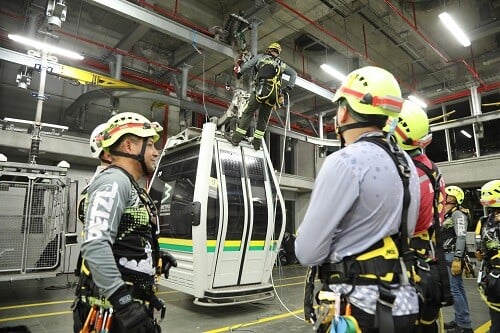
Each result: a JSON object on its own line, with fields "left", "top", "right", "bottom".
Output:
{"left": 114, "top": 54, "right": 123, "bottom": 80}
{"left": 443, "top": 104, "right": 452, "bottom": 161}
{"left": 470, "top": 85, "right": 482, "bottom": 157}
{"left": 180, "top": 63, "right": 192, "bottom": 99}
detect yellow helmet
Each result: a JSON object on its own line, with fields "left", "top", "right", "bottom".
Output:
{"left": 390, "top": 100, "right": 432, "bottom": 151}
{"left": 480, "top": 180, "right": 500, "bottom": 208}
{"left": 267, "top": 42, "right": 281, "bottom": 54}
{"left": 99, "top": 112, "right": 163, "bottom": 149}
{"left": 332, "top": 66, "right": 403, "bottom": 117}
{"left": 445, "top": 185, "right": 465, "bottom": 205}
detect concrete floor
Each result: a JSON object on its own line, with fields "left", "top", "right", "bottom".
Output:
{"left": 0, "top": 265, "right": 491, "bottom": 333}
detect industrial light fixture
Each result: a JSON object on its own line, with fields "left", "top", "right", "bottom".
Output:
{"left": 460, "top": 129, "right": 472, "bottom": 138}
{"left": 320, "top": 64, "right": 347, "bottom": 82}
{"left": 3, "top": 117, "right": 68, "bottom": 136}
{"left": 438, "top": 12, "right": 471, "bottom": 47}
{"left": 282, "top": 74, "right": 335, "bottom": 100}
{"left": 45, "top": 0, "right": 67, "bottom": 29}
{"left": 408, "top": 94, "right": 427, "bottom": 108}
{"left": 16, "top": 66, "right": 33, "bottom": 89}
{"left": 8, "top": 34, "right": 84, "bottom": 60}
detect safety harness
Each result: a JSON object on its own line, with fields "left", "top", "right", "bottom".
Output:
{"left": 74, "top": 166, "right": 166, "bottom": 331}
{"left": 254, "top": 55, "right": 282, "bottom": 107}
{"left": 478, "top": 213, "right": 500, "bottom": 311}
{"left": 411, "top": 159, "right": 454, "bottom": 306}
{"left": 314, "top": 134, "right": 413, "bottom": 333}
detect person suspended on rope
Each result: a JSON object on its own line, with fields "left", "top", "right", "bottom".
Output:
{"left": 389, "top": 100, "right": 452, "bottom": 333}
{"left": 73, "top": 112, "right": 176, "bottom": 333}
{"left": 476, "top": 180, "right": 500, "bottom": 333}
{"left": 441, "top": 185, "right": 473, "bottom": 333}
{"left": 226, "top": 42, "right": 297, "bottom": 150}
{"left": 295, "top": 66, "right": 420, "bottom": 333}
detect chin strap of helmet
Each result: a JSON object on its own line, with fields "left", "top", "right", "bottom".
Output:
{"left": 99, "top": 157, "right": 112, "bottom": 165}
{"left": 110, "top": 138, "right": 150, "bottom": 175}
{"left": 336, "top": 120, "right": 373, "bottom": 148}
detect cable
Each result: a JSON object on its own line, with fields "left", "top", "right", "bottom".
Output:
{"left": 190, "top": 29, "right": 209, "bottom": 123}
{"left": 268, "top": 92, "right": 304, "bottom": 322}
{"left": 201, "top": 52, "right": 209, "bottom": 122}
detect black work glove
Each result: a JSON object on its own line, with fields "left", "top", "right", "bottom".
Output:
{"left": 161, "top": 251, "right": 178, "bottom": 279}
{"left": 236, "top": 72, "right": 243, "bottom": 80}
{"left": 109, "top": 285, "right": 155, "bottom": 333}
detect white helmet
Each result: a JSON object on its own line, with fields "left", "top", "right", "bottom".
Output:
{"left": 89, "top": 123, "right": 108, "bottom": 158}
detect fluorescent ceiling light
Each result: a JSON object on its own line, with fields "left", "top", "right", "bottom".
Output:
{"left": 282, "top": 74, "right": 335, "bottom": 100}
{"left": 320, "top": 64, "right": 347, "bottom": 82}
{"left": 408, "top": 94, "right": 427, "bottom": 108}
{"left": 8, "top": 34, "right": 84, "bottom": 60}
{"left": 460, "top": 129, "right": 472, "bottom": 138}
{"left": 438, "top": 12, "right": 471, "bottom": 47}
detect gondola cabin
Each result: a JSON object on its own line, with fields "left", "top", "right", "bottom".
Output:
{"left": 149, "top": 122, "right": 286, "bottom": 306}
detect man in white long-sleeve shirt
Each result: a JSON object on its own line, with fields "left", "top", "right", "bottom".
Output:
{"left": 295, "top": 66, "right": 420, "bottom": 333}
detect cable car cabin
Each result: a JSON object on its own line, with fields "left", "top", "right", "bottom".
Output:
{"left": 149, "top": 122, "right": 286, "bottom": 306}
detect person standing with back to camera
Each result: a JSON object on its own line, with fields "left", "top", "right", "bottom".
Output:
{"left": 390, "top": 100, "right": 452, "bottom": 333}
{"left": 295, "top": 66, "right": 420, "bottom": 333}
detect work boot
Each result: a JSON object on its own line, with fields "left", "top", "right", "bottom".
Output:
{"left": 444, "top": 321, "right": 457, "bottom": 330}
{"left": 252, "top": 138, "right": 261, "bottom": 150}
{"left": 225, "top": 132, "right": 242, "bottom": 147}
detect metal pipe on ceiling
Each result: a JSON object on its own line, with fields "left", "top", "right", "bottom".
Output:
{"left": 274, "top": 0, "right": 495, "bottom": 106}
{"left": 383, "top": 0, "right": 486, "bottom": 87}
{"left": 273, "top": 0, "right": 415, "bottom": 92}
{"left": 430, "top": 81, "right": 500, "bottom": 105}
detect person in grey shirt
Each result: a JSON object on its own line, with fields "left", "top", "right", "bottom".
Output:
{"left": 74, "top": 112, "right": 170, "bottom": 333}
{"left": 295, "top": 66, "right": 420, "bottom": 333}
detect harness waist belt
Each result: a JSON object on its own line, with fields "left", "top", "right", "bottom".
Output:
{"left": 319, "top": 258, "right": 400, "bottom": 284}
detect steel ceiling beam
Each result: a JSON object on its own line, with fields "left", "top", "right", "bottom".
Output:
{"left": 84, "top": 0, "right": 334, "bottom": 101}
{"left": 84, "top": 0, "right": 234, "bottom": 58}
{"left": 430, "top": 111, "right": 500, "bottom": 131}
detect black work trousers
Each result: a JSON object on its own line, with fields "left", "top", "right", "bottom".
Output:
{"left": 237, "top": 93, "right": 273, "bottom": 137}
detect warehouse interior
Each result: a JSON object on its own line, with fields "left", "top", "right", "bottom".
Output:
{"left": 0, "top": 0, "right": 499, "bottom": 331}
{"left": 1, "top": 0, "right": 499, "bottom": 225}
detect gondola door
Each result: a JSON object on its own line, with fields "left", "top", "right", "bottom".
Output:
{"left": 212, "top": 141, "right": 276, "bottom": 288}
{"left": 212, "top": 142, "right": 247, "bottom": 287}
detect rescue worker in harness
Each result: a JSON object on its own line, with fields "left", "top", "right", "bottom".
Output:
{"left": 442, "top": 185, "right": 473, "bottom": 333}
{"left": 391, "top": 100, "right": 452, "bottom": 333}
{"left": 226, "top": 42, "right": 297, "bottom": 150}
{"left": 73, "top": 112, "right": 176, "bottom": 333}
{"left": 476, "top": 180, "right": 500, "bottom": 333}
{"left": 295, "top": 66, "right": 420, "bottom": 333}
